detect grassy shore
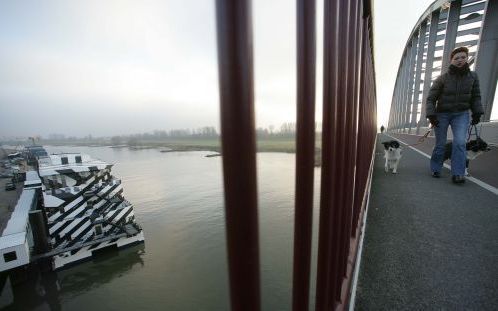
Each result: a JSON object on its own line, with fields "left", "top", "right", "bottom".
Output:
{"left": 42, "top": 135, "right": 323, "bottom": 153}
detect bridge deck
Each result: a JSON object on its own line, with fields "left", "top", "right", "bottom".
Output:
{"left": 355, "top": 133, "right": 498, "bottom": 309}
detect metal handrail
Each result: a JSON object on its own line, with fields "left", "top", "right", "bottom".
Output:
{"left": 215, "top": 1, "right": 377, "bottom": 310}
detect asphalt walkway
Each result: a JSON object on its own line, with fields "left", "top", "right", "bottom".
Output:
{"left": 389, "top": 131, "right": 498, "bottom": 189}
{"left": 355, "top": 133, "right": 498, "bottom": 310}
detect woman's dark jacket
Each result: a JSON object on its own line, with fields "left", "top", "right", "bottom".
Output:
{"left": 425, "top": 64, "right": 484, "bottom": 117}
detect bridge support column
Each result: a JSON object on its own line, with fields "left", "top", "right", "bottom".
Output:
{"left": 390, "top": 66, "right": 400, "bottom": 131}
{"left": 388, "top": 72, "right": 401, "bottom": 131}
{"left": 442, "top": 0, "right": 462, "bottom": 71}
{"left": 404, "top": 37, "right": 418, "bottom": 133}
{"left": 420, "top": 10, "right": 440, "bottom": 130}
{"left": 398, "top": 51, "right": 409, "bottom": 133}
{"left": 410, "top": 22, "right": 427, "bottom": 134}
{"left": 475, "top": 0, "right": 498, "bottom": 121}
{"left": 397, "top": 54, "right": 409, "bottom": 133}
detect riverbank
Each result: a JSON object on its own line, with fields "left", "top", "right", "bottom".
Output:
{"left": 33, "top": 136, "right": 324, "bottom": 153}
{"left": 16, "top": 138, "right": 323, "bottom": 166}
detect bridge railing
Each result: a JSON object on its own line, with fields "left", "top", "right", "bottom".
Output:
{"left": 215, "top": 0, "right": 377, "bottom": 310}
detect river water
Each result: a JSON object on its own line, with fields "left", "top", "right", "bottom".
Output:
{"left": 2, "top": 146, "right": 321, "bottom": 310}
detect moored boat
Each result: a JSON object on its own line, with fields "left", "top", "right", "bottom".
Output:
{"left": 35, "top": 153, "right": 145, "bottom": 269}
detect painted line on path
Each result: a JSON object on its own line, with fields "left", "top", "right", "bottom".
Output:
{"left": 384, "top": 134, "right": 498, "bottom": 196}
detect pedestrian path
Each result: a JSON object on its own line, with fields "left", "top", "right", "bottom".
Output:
{"left": 389, "top": 131, "right": 498, "bottom": 191}
{"left": 354, "top": 134, "right": 498, "bottom": 310}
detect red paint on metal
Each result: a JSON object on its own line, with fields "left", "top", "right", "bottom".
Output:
{"left": 292, "top": 0, "right": 317, "bottom": 310}
{"left": 215, "top": 1, "right": 261, "bottom": 310}
{"left": 315, "top": 0, "right": 341, "bottom": 309}
{"left": 215, "top": 1, "right": 377, "bottom": 310}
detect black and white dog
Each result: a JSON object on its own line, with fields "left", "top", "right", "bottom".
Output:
{"left": 382, "top": 140, "right": 402, "bottom": 174}
{"left": 444, "top": 137, "right": 491, "bottom": 176}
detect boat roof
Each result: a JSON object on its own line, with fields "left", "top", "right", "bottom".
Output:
{"left": 0, "top": 232, "right": 26, "bottom": 249}
{"left": 0, "top": 189, "right": 36, "bottom": 250}
{"left": 1, "top": 189, "right": 35, "bottom": 241}
{"left": 37, "top": 153, "right": 112, "bottom": 177}
{"left": 25, "top": 145, "right": 48, "bottom": 157}
{"left": 24, "top": 170, "right": 42, "bottom": 189}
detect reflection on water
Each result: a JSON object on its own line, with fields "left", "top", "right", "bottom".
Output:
{"left": 2, "top": 245, "right": 145, "bottom": 311}
{"left": 58, "top": 245, "right": 145, "bottom": 300}
{"left": 1, "top": 146, "right": 320, "bottom": 310}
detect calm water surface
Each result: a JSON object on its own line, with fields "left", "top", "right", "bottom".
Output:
{"left": 2, "top": 146, "right": 321, "bottom": 310}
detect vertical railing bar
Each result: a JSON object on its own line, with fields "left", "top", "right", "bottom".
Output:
{"left": 370, "top": 25, "right": 377, "bottom": 135}
{"left": 215, "top": 1, "right": 261, "bottom": 310}
{"left": 355, "top": 0, "right": 364, "bottom": 224}
{"left": 336, "top": 9, "right": 378, "bottom": 309}
{"left": 352, "top": 20, "right": 366, "bottom": 238}
{"left": 315, "top": 0, "right": 340, "bottom": 309}
{"left": 328, "top": 0, "right": 351, "bottom": 305}
{"left": 350, "top": 0, "right": 361, "bottom": 235}
{"left": 366, "top": 13, "right": 374, "bottom": 218}
{"left": 351, "top": 4, "right": 366, "bottom": 237}
{"left": 339, "top": 0, "right": 360, "bottom": 281}
{"left": 292, "top": 0, "right": 316, "bottom": 309}
{"left": 316, "top": 0, "right": 377, "bottom": 309}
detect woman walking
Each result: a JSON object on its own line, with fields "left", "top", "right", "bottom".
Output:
{"left": 425, "top": 46, "right": 484, "bottom": 184}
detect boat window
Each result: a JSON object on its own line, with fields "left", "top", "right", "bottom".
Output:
{"left": 61, "top": 157, "right": 68, "bottom": 165}
{"left": 95, "top": 224, "right": 103, "bottom": 235}
{"left": 3, "top": 251, "right": 17, "bottom": 262}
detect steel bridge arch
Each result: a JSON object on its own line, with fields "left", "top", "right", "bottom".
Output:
{"left": 388, "top": 0, "right": 498, "bottom": 133}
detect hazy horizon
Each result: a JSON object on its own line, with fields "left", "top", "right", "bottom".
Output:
{"left": 1, "top": 0, "right": 495, "bottom": 139}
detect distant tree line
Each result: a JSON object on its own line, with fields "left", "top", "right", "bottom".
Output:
{"left": 2, "top": 122, "right": 323, "bottom": 146}
{"left": 111, "top": 123, "right": 318, "bottom": 146}
{"left": 111, "top": 126, "right": 219, "bottom": 146}
{"left": 256, "top": 122, "right": 322, "bottom": 138}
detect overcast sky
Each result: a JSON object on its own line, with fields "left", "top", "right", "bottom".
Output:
{"left": 1, "top": 0, "right": 491, "bottom": 138}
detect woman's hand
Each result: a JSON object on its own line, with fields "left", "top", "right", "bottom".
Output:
{"left": 471, "top": 114, "right": 481, "bottom": 125}
{"left": 427, "top": 115, "right": 439, "bottom": 127}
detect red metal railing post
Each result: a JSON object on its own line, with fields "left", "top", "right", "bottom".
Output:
{"left": 315, "top": 0, "right": 340, "bottom": 309}
{"left": 213, "top": 0, "right": 377, "bottom": 309}
{"left": 215, "top": 1, "right": 261, "bottom": 310}
{"left": 327, "top": 0, "right": 351, "bottom": 305}
{"left": 352, "top": 14, "right": 368, "bottom": 237}
{"left": 338, "top": 0, "right": 360, "bottom": 284}
{"left": 316, "top": 0, "right": 377, "bottom": 309}
{"left": 292, "top": 0, "right": 316, "bottom": 310}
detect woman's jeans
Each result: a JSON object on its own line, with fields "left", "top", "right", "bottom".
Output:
{"left": 430, "top": 111, "right": 469, "bottom": 176}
